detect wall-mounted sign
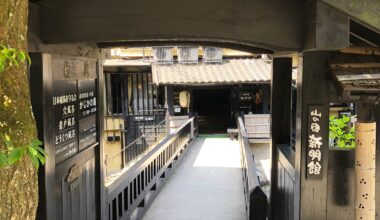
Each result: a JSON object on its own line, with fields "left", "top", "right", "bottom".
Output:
{"left": 52, "top": 80, "right": 79, "bottom": 164}
{"left": 239, "top": 91, "right": 253, "bottom": 109}
{"left": 134, "top": 116, "right": 154, "bottom": 121}
{"left": 306, "top": 106, "right": 326, "bottom": 179}
{"left": 239, "top": 92, "right": 252, "bottom": 101}
{"left": 174, "top": 106, "right": 181, "bottom": 113}
{"left": 78, "top": 80, "right": 97, "bottom": 151}
{"left": 52, "top": 79, "right": 98, "bottom": 164}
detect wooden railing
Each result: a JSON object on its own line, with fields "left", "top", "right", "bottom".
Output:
{"left": 105, "top": 119, "right": 167, "bottom": 177}
{"left": 125, "top": 109, "right": 167, "bottom": 144}
{"left": 238, "top": 117, "right": 267, "bottom": 220}
{"left": 105, "top": 117, "right": 195, "bottom": 220}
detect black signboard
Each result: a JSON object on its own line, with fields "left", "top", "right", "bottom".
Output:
{"left": 306, "top": 106, "right": 326, "bottom": 179}
{"left": 52, "top": 80, "right": 79, "bottom": 164}
{"left": 78, "top": 80, "right": 97, "bottom": 150}
{"left": 239, "top": 91, "right": 253, "bottom": 108}
{"left": 239, "top": 92, "right": 253, "bottom": 102}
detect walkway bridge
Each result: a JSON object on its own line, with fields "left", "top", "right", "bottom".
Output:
{"left": 105, "top": 117, "right": 267, "bottom": 220}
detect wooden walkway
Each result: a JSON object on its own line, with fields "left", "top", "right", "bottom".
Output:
{"left": 142, "top": 136, "right": 246, "bottom": 220}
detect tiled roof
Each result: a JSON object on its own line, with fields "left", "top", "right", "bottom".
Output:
{"left": 152, "top": 58, "right": 271, "bottom": 85}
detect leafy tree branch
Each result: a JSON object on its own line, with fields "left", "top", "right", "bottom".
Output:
{"left": 329, "top": 115, "right": 355, "bottom": 149}
{"left": 0, "top": 136, "right": 46, "bottom": 169}
{"left": 0, "top": 44, "right": 45, "bottom": 169}
{"left": 0, "top": 44, "right": 31, "bottom": 74}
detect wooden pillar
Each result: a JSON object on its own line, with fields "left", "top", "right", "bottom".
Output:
{"left": 355, "top": 122, "right": 376, "bottom": 220}
{"left": 296, "top": 51, "right": 331, "bottom": 220}
{"left": 262, "top": 84, "right": 271, "bottom": 114}
{"left": 270, "top": 57, "right": 292, "bottom": 219}
{"left": 165, "top": 86, "right": 174, "bottom": 116}
{"left": 97, "top": 61, "right": 107, "bottom": 220}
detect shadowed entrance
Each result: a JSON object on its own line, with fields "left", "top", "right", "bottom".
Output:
{"left": 193, "top": 89, "right": 232, "bottom": 134}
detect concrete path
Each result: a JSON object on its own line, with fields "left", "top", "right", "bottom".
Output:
{"left": 143, "top": 137, "right": 247, "bottom": 220}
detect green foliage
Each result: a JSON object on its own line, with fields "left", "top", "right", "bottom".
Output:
{"left": 0, "top": 136, "right": 47, "bottom": 169}
{"left": 0, "top": 44, "right": 31, "bottom": 74}
{"left": 0, "top": 45, "right": 45, "bottom": 169}
{"left": 329, "top": 115, "right": 355, "bottom": 149}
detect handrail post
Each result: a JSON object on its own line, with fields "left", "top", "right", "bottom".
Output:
{"left": 165, "top": 112, "right": 170, "bottom": 134}
{"left": 104, "top": 155, "right": 108, "bottom": 178}
{"left": 190, "top": 117, "right": 195, "bottom": 139}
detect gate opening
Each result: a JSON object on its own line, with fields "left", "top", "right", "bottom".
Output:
{"left": 193, "top": 88, "right": 232, "bottom": 134}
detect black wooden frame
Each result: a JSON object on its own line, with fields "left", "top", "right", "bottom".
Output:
{"left": 270, "top": 57, "right": 293, "bottom": 220}
{"left": 31, "top": 53, "right": 101, "bottom": 220}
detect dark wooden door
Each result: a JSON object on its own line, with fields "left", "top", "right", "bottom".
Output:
{"left": 57, "top": 157, "right": 96, "bottom": 220}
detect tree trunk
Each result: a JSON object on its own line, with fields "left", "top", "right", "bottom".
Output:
{"left": 0, "top": 0, "right": 39, "bottom": 219}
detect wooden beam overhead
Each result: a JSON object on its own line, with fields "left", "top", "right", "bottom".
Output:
{"left": 39, "top": 0, "right": 303, "bottom": 51}
{"left": 340, "top": 47, "right": 380, "bottom": 56}
{"left": 330, "top": 63, "right": 380, "bottom": 70}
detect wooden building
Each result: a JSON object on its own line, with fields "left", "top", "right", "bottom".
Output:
{"left": 103, "top": 59, "right": 164, "bottom": 144}
{"left": 22, "top": 1, "right": 380, "bottom": 220}
{"left": 152, "top": 57, "right": 272, "bottom": 133}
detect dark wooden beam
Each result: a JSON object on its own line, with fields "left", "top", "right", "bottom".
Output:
{"left": 97, "top": 41, "right": 273, "bottom": 54}
{"left": 340, "top": 47, "right": 380, "bottom": 56}
{"left": 330, "top": 63, "right": 380, "bottom": 69}
{"left": 39, "top": 0, "right": 303, "bottom": 51}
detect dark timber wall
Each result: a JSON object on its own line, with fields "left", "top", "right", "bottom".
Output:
{"left": 30, "top": 54, "right": 101, "bottom": 220}
{"left": 295, "top": 51, "right": 380, "bottom": 220}
{"left": 297, "top": 52, "right": 331, "bottom": 220}
{"left": 270, "top": 51, "right": 380, "bottom": 220}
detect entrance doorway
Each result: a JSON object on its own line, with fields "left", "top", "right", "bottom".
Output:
{"left": 193, "top": 88, "right": 232, "bottom": 134}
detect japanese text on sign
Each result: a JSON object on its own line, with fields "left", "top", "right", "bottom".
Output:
{"left": 78, "top": 80, "right": 98, "bottom": 150}
{"left": 53, "top": 94, "right": 77, "bottom": 106}
{"left": 52, "top": 80, "right": 79, "bottom": 164}
{"left": 307, "top": 107, "right": 324, "bottom": 178}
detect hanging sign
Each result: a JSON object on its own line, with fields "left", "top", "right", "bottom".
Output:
{"left": 179, "top": 91, "right": 190, "bottom": 108}
{"left": 239, "top": 91, "right": 253, "bottom": 109}
{"left": 306, "top": 106, "right": 326, "bottom": 179}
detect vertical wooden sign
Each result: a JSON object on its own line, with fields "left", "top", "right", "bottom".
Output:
{"left": 78, "top": 79, "right": 97, "bottom": 151}
{"left": 306, "top": 106, "right": 326, "bottom": 179}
